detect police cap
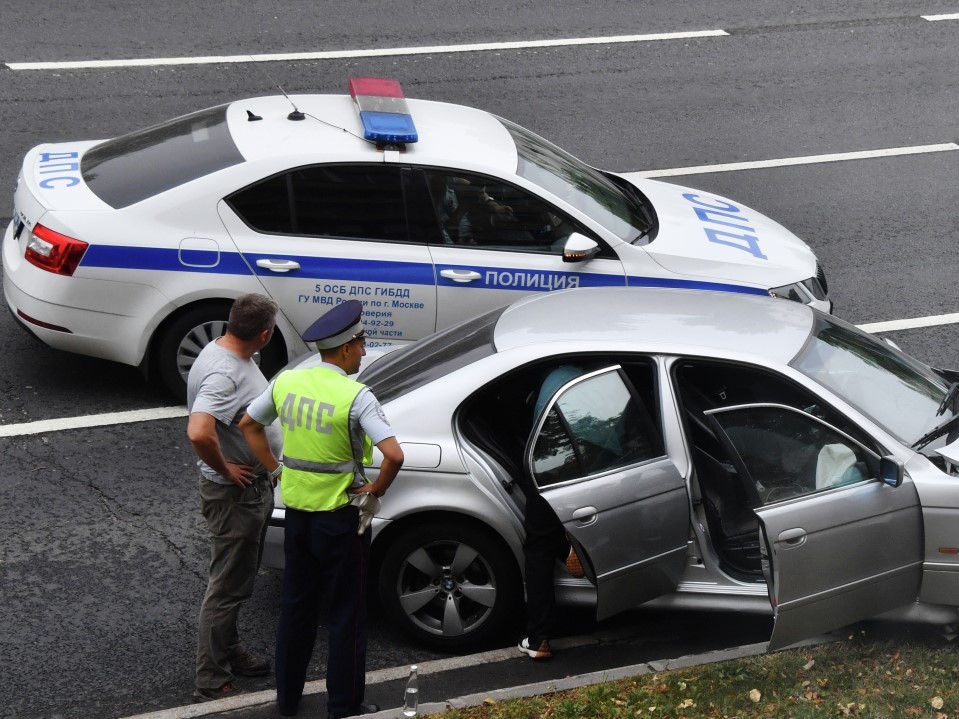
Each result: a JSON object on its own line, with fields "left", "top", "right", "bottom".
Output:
{"left": 302, "top": 300, "right": 366, "bottom": 349}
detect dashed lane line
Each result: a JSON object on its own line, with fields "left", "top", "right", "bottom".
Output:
{"left": 0, "top": 406, "right": 188, "bottom": 438}
{"left": 4, "top": 31, "right": 727, "bottom": 70}
{"left": 627, "top": 143, "right": 959, "bottom": 178}
{"left": 8, "top": 10, "right": 959, "bottom": 71}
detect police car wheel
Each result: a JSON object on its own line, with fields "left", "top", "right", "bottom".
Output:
{"left": 154, "top": 302, "right": 286, "bottom": 400}
{"left": 376, "top": 519, "right": 521, "bottom": 652}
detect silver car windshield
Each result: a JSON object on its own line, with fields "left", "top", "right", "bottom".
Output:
{"left": 498, "top": 117, "right": 653, "bottom": 244}
{"left": 792, "top": 316, "right": 950, "bottom": 445}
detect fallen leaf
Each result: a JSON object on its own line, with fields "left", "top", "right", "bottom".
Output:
{"left": 931, "top": 697, "right": 945, "bottom": 710}
{"left": 483, "top": 698, "right": 496, "bottom": 705}
{"left": 803, "top": 659, "right": 816, "bottom": 671}
{"left": 748, "top": 689, "right": 761, "bottom": 703}
{"left": 678, "top": 699, "right": 694, "bottom": 709}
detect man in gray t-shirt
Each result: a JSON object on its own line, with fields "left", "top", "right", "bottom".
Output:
{"left": 186, "top": 294, "right": 283, "bottom": 702}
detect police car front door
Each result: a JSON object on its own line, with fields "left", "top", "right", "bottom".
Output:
{"left": 219, "top": 164, "right": 437, "bottom": 348}
{"left": 421, "top": 170, "right": 626, "bottom": 329}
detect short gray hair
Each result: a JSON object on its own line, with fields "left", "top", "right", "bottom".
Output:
{"left": 227, "top": 294, "right": 279, "bottom": 340}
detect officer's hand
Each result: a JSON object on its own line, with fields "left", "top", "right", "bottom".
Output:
{"left": 225, "top": 462, "right": 255, "bottom": 488}
{"left": 349, "top": 484, "right": 380, "bottom": 498}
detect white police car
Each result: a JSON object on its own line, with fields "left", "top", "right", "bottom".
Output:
{"left": 3, "top": 78, "right": 830, "bottom": 397}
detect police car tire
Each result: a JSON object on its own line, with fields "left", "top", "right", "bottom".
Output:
{"left": 376, "top": 519, "right": 521, "bottom": 652}
{"left": 154, "top": 302, "right": 286, "bottom": 400}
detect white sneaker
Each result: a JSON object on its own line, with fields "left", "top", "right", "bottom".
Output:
{"left": 517, "top": 637, "right": 552, "bottom": 660}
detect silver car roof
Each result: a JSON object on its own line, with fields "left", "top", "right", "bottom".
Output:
{"left": 492, "top": 287, "right": 815, "bottom": 365}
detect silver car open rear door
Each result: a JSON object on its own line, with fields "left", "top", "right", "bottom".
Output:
{"left": 527, "top": 365, "right": 689, "bottom": 621}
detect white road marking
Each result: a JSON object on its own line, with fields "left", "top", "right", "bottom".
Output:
{"left": 922, "top": 13, "right": 959, "bottom": 21}
{"left": 857, "top": 313, "right": 959, "bottom": 334}
{"left": 0, "top": 406, "right": 188, "bottom": 438}
{"left": 629, "top": 143, "right": 959, "bottom": 178}
{"left": 5, "top": 30, "right": 728, "bottom": 70}
{"left": 4, "top": 311, "right": 959, "bottom": 439}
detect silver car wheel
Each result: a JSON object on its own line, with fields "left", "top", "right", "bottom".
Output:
{"left": 393, "top": 538, "right": 499, "bottom": 638}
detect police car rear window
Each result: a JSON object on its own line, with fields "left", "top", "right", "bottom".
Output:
{"left": 359, "top": 307, "right": 504, "bottom": 404}
{"left": 81, "top": 105, "right": 244, "bottom": 209}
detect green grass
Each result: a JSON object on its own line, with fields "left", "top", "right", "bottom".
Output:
{"left": 432, "top": 629, "right": 959, "bottom": 718}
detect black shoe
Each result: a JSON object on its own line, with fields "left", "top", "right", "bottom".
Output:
{"left": 327, "top": 702, "right": 380, "bottom": 719}
{"left": 278, "top": 701, "right": 298, "bottom": 717}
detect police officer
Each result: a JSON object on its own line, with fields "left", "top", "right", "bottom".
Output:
{"left": 240, "top": 300, "right": 403, "bottom": 719}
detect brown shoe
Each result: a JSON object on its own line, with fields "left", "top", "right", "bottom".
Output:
{"left": 230, "top": 648, "right": 270, "bottom": 677}
{"left": 566, "top": 547, "right": 585, "bottom": 578}
{"left": 194, "top": 681, "right": 243, "bottom": 702}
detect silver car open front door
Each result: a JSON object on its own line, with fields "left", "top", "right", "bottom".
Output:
{"left": 707, "top": 404, "right": 923, "bottom": 650}
{"left": 526, "top": 365, "right": 689, "bottom": 621}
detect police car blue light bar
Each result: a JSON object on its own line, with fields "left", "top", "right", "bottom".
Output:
{"left": 349, "top": 77, "right": 419, "bottom": 144}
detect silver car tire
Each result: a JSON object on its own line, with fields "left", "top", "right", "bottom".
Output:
{"left": 377, "top": 521, "right": 521, "bottom": 652}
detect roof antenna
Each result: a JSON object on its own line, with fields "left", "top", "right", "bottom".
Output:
{"left": 249, "top": 56, "right": 305, "bottom": 120}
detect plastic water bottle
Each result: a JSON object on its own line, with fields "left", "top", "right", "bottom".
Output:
{"left": 403, "top": 664, "right": 419, "bottom": 717}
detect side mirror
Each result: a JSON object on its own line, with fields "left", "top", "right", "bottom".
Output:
{"left": 879, "top": 456, "right": 904, "bottom": 488}
{"left": 562, "top": 233, "right": 600, "bottom": 264}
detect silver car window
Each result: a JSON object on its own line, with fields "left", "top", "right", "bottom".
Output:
{"left": 792, "top": 316, "right": 949, "bottom": 445}
{"left": 707, "top": 404, "right": 879, "bottom": 505}
{"left": 530, "top": 368, "right": 663, "bottom": 487}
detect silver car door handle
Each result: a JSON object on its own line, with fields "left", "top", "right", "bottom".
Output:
{"left": 256, "top": 258, "right": 301, "bottom": 273}
{"left": 571, "top": 507, "right": 598, "bottom": 526}
{"left": 440, "top": 269, "right": 482, "bottom": 283}
{"left": 777, "top": 528, "right": 807, "bottom": 547}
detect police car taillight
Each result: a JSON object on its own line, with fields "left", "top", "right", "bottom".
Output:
{"left": 348, "top": 77, "right": 419, "bottom": 144}
{"left": 25, "top": 224, "right": 88, "bottom": 276}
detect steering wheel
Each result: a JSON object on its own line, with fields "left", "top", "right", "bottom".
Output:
{"left": 763, "top": 481, "right": 805, "bottom": 503}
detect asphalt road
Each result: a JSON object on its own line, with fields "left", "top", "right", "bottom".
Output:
{"left": 2, "top": 3, "right": 959, "bottom": 718}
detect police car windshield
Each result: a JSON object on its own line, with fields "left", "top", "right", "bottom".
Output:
{"left": 792, "top": 315, "right": 950, "bottom": 445}
{"left": 499, "top": 117, "right": 653, "bottom": 244}
{"left": 359, "top": 307, "right": 504, "bottom": 404}
{"left": 82, "top": 105, "right": 244, "bottom": 209}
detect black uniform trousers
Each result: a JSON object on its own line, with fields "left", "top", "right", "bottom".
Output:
{"left": 276, "top": 504, "right": 370, "bottom": 716}
{"left": 522, "top": 491, "right": 569, "bottom": 645}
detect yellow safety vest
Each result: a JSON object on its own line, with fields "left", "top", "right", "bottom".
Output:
{"left": 272, "top": 366, "right": 373, "bottom": 511}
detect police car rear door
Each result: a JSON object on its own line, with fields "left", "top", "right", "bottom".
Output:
{"left": 219, "top": 164, "right": 437, "bottom": 347}
{"left": 417, "top": 169, "right": 627, "bottom": 330}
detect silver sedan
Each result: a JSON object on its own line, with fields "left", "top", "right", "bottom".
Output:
{"left": 264, "top": 286, "right": 959, "bottom": 652}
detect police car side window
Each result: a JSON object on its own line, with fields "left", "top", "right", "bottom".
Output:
{"left": 423, "top": 169, "right": 595, "bottom": 255}
{"left": 227, "top": 165, "right": 409, "bottom": 242}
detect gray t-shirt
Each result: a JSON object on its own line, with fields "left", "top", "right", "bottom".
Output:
{"left": 187, "top": 340, "right": 283, "bottom": 485}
